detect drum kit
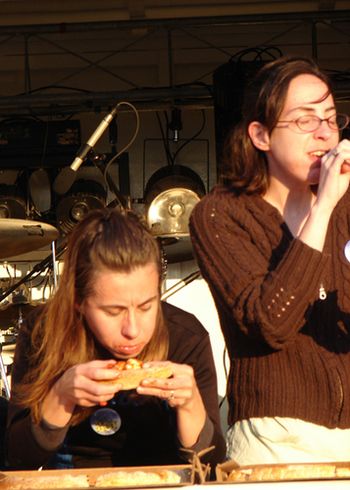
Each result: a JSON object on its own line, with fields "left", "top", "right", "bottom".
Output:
{"left": 0, "top": 218, "right": 59, "bottom": 399}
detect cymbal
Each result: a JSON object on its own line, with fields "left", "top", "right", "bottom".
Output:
{"left": 0, "top": 301, "right": 43, "bottom": 329}
{"left": 0, "top": 219, "right": 59, "bottom": 259}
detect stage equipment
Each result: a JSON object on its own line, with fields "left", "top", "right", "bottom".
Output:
{"left": 0, "top": 345, "right": 10, "bottom": 399}
{"left": 0, "top": 118, "right": 81, "bottom": 169}
{"left": 168, "top": 108, "right": 182, "bottom": 142}
{"left": 0, "top": 301, "right": 40, "bottom": 330}
{"left": 144, "top": 164, "right": 205, "bottom": 238}
{"left": 213, "top": 48, "right": 278, "bottom": 175}
{"left": 53, "top": 101, "right": 139, "bottom": 197}
{"left": 0, "top": 184, "right": 26, "bottom": 219}
{"left": 28, "top": 168, "right": 51, "bottom": 213}
{"left": 144, "top": 164, "right": 205, "bottom": 263}
{"left": 0, "top": 298, "right": 38, "bottom": 400}
{"left": 0, "top": 243, "right": 66, "bottom": 305}
{"left": 56, "top": 176, "right": 107, "bottom": 236}
{"left": 0, "top": 219, "right": 59, "bottom": 259}
{"left": 53, "top": 106, "right": 118, "bottom": 195}
{"left": 161, "top": 270, "right": 201, "bottom": 300}
{"left": 0, "top": 241, "right": 64, "bottom": 398}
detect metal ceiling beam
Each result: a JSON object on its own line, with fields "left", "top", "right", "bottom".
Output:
{"left": 0, "top": 9, "right": 348, "bottom": 116}
{"left": 0, "top": 9, "right": 349, "bottom": 35}
{"left": 0, "top": 85, "right": 213, "bottom": 116}
{"left": 0, "top": 78, "right": 348, "bottom": 117}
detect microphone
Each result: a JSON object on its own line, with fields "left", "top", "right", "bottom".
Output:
{"left": 53, "top": 105, "right": 119, "bottom": 195}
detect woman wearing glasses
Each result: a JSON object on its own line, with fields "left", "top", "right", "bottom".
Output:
{"left": 190, "top": 56, "right": 350, "bottom": 465}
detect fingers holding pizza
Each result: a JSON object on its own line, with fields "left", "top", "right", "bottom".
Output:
{"left": 135, "top": 361, "right": 201, "bottom": 409}
{"left": 97, "top": 358, "right": 199, "bottom": 409}
{"left": 61, "top": 357, "right": 201, "bottom": 413}
{"left": 98, "top": 358, "right": 174, "bottom": 391}
{"left": 45, "top": 359, "right": 175, "bottom": 418}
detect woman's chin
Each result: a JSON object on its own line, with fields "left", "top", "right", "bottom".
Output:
{"left": 307, "top": 168, "right": 321, "bottom": 185}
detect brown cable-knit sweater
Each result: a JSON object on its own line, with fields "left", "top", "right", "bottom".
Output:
{"left": 190, "top": 184, "right": 350, "bottom": 429}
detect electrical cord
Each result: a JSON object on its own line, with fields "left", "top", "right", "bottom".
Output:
{"left": 102, "top": 101, "right": 140, "bottom": 189}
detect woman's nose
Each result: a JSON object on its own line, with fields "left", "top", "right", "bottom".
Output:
{"left": 314, "top": 119, "right": 332, "bottom": 140}
{"left": 121, "top": 310, "right": 139, "bottom": 339}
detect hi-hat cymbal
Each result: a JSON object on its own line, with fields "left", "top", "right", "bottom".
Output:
{"left": 0, "top": 219, "right": 59, "bottom": 259}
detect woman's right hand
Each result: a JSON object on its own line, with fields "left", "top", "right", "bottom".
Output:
{"left": 316, "top": 139, "right": 350, "bottom": 212}
{"left": 299, "top": 139, "right": 350, "bottom": 252}
{"left": 41, "top": 360, "right": 122, "bottom": 427}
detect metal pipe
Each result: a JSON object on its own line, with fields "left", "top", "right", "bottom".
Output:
{"left": 0, "top": 10, "right": 349, "bottom": 35}
{"left": 161, "top": 270, "right": 201, "bottom": 300}
{"left": 0, "top": 347, "right": 11, "bottom": 399}
{"left": 0, "top": 79, "right": 347, "bottom": 117}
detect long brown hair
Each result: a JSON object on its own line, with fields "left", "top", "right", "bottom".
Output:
{"left": 221, "top": 56, "right": 333, "bottom": 194}
{"left": 15, "top": 207, "right": 168, "bottom": 424}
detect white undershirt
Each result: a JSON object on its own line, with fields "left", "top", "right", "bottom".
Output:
{"left": 227, "top": 417, "right": 350, "bottom": 465}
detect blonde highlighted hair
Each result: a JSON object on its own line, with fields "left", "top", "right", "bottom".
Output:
{"left": 15, "top": 207, "right": 168, "bottom": 424}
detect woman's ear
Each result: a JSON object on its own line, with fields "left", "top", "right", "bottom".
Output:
{"left": 248, "top": 121, "right": 270, "bottom": 151}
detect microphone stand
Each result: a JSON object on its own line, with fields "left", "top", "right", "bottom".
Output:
{"left": 0, "top": 343, "right": 11, "bottom": 399}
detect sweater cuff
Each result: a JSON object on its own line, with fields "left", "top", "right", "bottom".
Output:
{"left": 187, "top": 414, "right": 214, "bottom": 453}
{"left": 31, "top": 419, "right": 68, "bottom": 451}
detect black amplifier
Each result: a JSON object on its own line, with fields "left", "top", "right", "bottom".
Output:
{"left": 0, "top": 118, "right": 81, "bottom": 168}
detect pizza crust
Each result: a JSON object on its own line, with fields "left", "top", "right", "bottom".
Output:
{"left": 100, "top": 360, "right": 173, "bottom": 390}
{"left": 94, "top": 470, "right": 181, "bottom": 487}
{"left": 2, "top": 474, "right": 89, "bottom": 489}
{"left": 227, "top": 463, "right": 350, "bottom": 482}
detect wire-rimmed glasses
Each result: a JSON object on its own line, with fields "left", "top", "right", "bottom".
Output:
{"left": 276, "top": 113, "right": 349, "bottom": 133}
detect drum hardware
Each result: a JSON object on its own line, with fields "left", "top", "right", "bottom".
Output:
{"left": 51, "top": 241, "right": 59, "bottom": 291}
{"left": 0, "top": 218, "right": 59, "bottom": 260}
{"left": 158, "top": 236, "right": 195, "bottom": 264}
{"left": 11, "top": 284, "right": 30, "bottom": 305}
{"left": 0, "top": 302, "right": 39, "bottom": 331}
{"left": 0, "top": 325, "right": 16, "bottom": 397}
{"left": 0, "top": 326, "right": 17, "bottom": 345}
{"left": 11, "top": 292, "right": 28, "bottom": 305}
{"left": 0, "top": 242, "right": 66, "bottom": 398}
{"left": 161, "top": 270, "right": 201, "bottom": 301}
{"left": 0, "top": 340, "right": 10, "bottom": 399}
{"left": 0, "top": 242, "right": 66, "bottom": 305}
{"left": 0, "top": 309, "right": 25, "bottom": 399}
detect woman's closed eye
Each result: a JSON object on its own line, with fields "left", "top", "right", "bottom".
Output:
{"left": 138, "top": 301, "right": 153, "bottom": 312}
{"left": 102, "top": 303, "right": 153, "bottom": 316}
{"left": 103, "top": 307, "right": 124, "bottom": 317}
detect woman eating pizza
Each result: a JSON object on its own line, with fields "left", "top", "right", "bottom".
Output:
{"left": 5, "top": 207, "right": 225, "bottom": 472}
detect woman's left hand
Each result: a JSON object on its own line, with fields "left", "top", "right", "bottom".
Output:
{"left": 136, "top": 361, "right": 207, "bottom": 447}
{"left": 136, "top": 361, "right": 198, "bottom": 408}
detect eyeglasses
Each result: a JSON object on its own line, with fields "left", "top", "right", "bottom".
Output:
{"left": 276, "top": 113, "right": 349, "bottom": 133}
